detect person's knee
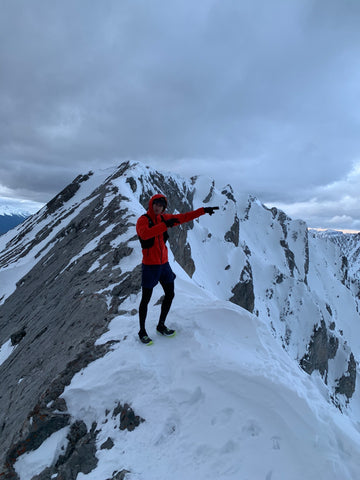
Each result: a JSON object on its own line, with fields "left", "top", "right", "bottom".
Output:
{"left": 140, "top": 287, "right": 153, "bottom": 305}
{"left": 165, "top": 286, "right": 175, "bottom": 301}
{"left": 167, "top": 291, "right": 175, "bottom": 301}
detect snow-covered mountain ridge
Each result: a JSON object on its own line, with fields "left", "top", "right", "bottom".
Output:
{"left": 1, "top": 161, "right": 360, "bottom": 479}
{"left": 315, "top": 229, "right": 360, "bottom": 279}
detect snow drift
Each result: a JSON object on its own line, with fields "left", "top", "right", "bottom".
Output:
{"left": 0, "top": 161, "right": 360, "bottom": 480}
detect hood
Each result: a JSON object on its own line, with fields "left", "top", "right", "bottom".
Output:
{"left": 148, "top": 194, "right": 168, "bottom": 220}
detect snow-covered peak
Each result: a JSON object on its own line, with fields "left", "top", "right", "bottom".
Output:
{"left": 0, "top": 207, "right": 28, "bottom": 217}
{"left": 0, "top": 196, "right": 43, "bottom": 216}
{"left": 1, "top": 160, "right": 360, "bottom": 479}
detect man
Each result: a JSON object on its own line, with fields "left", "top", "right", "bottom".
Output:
{"left": 136, "top": 194, "right": 218, "bottom": 344}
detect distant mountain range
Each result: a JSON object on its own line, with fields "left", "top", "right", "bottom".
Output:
{"left": 0, "top": 213, "right": 29, "bottom": 235}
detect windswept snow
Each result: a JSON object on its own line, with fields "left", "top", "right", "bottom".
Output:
{"left": 3, "top": 161, "right": 360, "bottom": 479}
{"left": 56, "top": 264, "right": 360, "bottom": 480}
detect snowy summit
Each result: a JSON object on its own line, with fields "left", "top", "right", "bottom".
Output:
{"left": 0, "top": 161, "right": 360, "bottom": 480}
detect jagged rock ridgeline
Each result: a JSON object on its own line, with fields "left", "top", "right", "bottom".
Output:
{"left": 0, "top": 161, "right": 359, "bottom": 478}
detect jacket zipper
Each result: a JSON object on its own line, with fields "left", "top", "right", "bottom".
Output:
{"left": 158, "top": 230, "right": 163, "bottom": 264}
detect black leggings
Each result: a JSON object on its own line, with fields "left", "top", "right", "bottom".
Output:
{"left": 139, "top": 282, "right": 175, "bottom": 335}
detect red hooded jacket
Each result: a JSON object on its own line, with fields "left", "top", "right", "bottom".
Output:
{"left": 136, "top": 194, "right": 205, "bottom": 265}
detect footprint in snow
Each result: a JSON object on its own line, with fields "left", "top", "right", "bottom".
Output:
{"left": 211, "top": 407, "right": 234, "bottom": 426}
{"left": 154, "top": 417, "right": 179, "bottom": 445}
{"left": 271, "top": 435, "right": 281, "bottom": 450}
{"left": 241, "top": 419, "right": 262, "bottom": 437}
{"left": 173, "top": 386, "right": 204, "bottom": 405}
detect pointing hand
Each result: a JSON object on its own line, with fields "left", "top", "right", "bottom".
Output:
{"left": 204, "top": 206, "right": 219, "bottom": 216}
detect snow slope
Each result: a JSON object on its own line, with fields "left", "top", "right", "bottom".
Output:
{"left": 1, "top": 161, "right": 360, "bottom": 479}
{"left": 15, "top": 258, "right": 360, "bottom": 480}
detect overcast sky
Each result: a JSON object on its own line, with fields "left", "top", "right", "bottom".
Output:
{"left": 1, "top": 0, "right": 360, "bottom": 230}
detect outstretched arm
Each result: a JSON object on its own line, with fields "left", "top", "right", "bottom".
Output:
{"left": 163, "top": 206, "right": 219, "bottom": 225}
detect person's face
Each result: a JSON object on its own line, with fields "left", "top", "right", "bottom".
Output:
{"left": 153, "top": 201, "right": 165, "bottom": 215}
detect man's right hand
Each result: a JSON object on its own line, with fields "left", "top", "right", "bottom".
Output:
{"left": 163, "top": 218, "right": 180, "bottom": 228}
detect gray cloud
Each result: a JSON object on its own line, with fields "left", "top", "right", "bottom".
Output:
{"left": 1, "top": 0, "right": 360, "bottom": 229}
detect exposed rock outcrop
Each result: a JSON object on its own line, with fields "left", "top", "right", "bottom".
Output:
{"left": 229, "top": 261, "right": 255, "bottom": 313}
{"left": 336, "top": 353, "right": 356, "bottom": 400}
{"left": 0, "top": 174, "right": 140, "bottom": 474}
{"left": 224, "top": 215, "right": 240, "bottom": 247}
{"left": 299, "top": 319, "right": 356, "bottom": 402}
